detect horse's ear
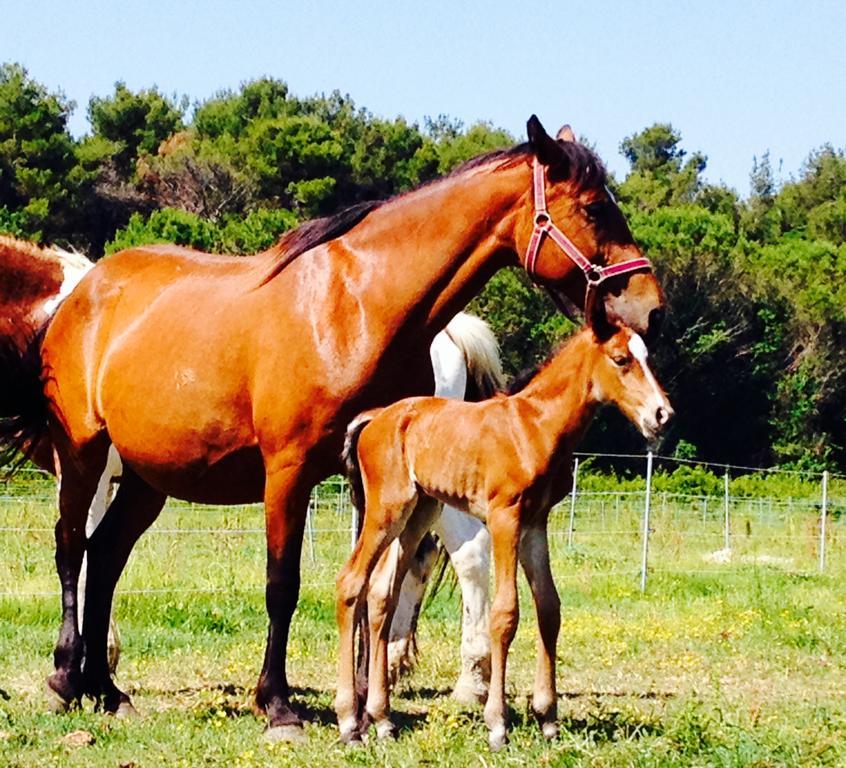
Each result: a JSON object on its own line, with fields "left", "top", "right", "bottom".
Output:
{"left": 586, "top": 289, "right": 615, "bottom": 342}
{"left": 527, "top": 115, "right": 563, "bottom": 166}
{"left": 556, "top": 124, "right": 577, "bottom": 142}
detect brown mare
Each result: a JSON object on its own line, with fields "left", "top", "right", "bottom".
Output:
{"left": 0, "top": 117, "right": 664, "bottom": 740}
{"left": 336, "top": 309, "right": 673, "bottom": 748}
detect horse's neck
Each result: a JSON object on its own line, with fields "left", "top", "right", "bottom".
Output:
{"left": 512, "top": 332, "right": 599, "bottom": 452}
{"left": 342, "top": 161, "right": 528, "bottom": 335}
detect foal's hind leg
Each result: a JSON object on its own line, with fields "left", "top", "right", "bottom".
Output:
{"left": 82, "top": 467, "right": 166, "bottom": 715}
{"left": 335, "top": 491, "right": 418, "bottom": 743}
{"left": 47, "top": 443, "right": 108, "bottom": 709}
{"left": 365, "top": 496, "right": 440, "bottom": 740}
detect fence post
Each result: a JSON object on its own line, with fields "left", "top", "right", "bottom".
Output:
{"left": 723, "top": 470, "right": 731, "bottom": 551}
{"left": 819, "top": 470, "right": 829, "bottom": 573}
{"left": 567, "top": 457, "right": 579, "bottom": 548}
{"left": 640, "top": 450, "right": 653, "bottom": 593}
{"left": 305, "top": 492, "right": 316, "bottom": 564}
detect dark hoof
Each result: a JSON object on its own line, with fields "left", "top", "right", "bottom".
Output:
{"left": 46, "top": 671, "right": 81, "bottom": 711}
{"left": 263, "top": 724, "right": 307, "bottom": 744}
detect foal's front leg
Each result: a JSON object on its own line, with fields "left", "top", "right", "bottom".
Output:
{"left": 519, "top": 522, "right": 560, "bottom": 740}
{"left": 483, "top": 509, "right": 520, "bottom": 750}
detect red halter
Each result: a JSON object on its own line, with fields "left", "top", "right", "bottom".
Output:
{"left": 524, "top": 157, "right": 652, "bottom": 297}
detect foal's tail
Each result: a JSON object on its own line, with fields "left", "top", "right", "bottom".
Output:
{"left": 0, "top": 328, "right": 50, "bottom": 471}
{"left": 342, "top": 409, "right": 382, "bottom": 540}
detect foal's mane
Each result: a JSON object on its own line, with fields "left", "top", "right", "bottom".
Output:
{"left": 259, "top": 138, "right": 607, "bottom": 286}
{"left": 506, "top": 326, "right": 594, "bottom": 395}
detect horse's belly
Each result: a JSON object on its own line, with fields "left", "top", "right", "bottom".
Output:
{"left": 125, "top": 445, "right": 266, "bottom": 504}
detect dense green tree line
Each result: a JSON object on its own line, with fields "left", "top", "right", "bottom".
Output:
{"left": 1, "top": 63, "right": 844, "bottom": 471}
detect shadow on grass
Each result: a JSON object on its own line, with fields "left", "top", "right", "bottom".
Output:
{"left": 560, "top": 709, "right": 664, "bottom": 741}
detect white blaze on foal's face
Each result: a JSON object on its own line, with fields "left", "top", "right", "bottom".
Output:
{"left": 626, "top": 332, "right": 673, "bottom": 438}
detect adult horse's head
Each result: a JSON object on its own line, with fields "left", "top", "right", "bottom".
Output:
{"left": 517, "top": 116, "right": 665, "bottom": 343}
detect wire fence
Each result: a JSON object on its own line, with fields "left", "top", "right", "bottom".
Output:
{"left": 0, "top": 452, "right": 843, "bottom": 601}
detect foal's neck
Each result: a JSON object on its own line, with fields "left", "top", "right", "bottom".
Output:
{"left": 511, "top": 331, "right": 599, "bottom": 452}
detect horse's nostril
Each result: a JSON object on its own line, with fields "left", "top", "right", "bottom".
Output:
{"left": 656, "top": 406, "right": 672, "bottom": 427}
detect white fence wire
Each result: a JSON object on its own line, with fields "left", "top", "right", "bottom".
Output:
{"left": 0, "top": 452, "right": 843, "bottom": 601}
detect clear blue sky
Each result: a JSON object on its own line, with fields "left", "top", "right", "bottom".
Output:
{"left": 5, "top": 0, "right": 844, "bottom": 195}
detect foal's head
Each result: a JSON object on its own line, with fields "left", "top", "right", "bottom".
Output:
{"left": 587, "top": 321, "right": 674, "bottom": 440}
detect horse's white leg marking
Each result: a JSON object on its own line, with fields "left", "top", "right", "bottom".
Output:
{"left": 77, "top": 444, "right": 123, "bottom": 673}
{"left": 432, "top": 506, "right": 492, "bottom": 703}
{"left": 386, "top": 536, "right": 437, "bottom": 683}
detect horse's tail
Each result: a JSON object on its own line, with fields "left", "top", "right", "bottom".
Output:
{"left": 444, "top": 312, "right": 505, "bottom": 402}
{"left": 424, "top": 313, "right": 503, "bottom": 600}
{"left": 0, "top": 328, "right": 50, "bottom": 472}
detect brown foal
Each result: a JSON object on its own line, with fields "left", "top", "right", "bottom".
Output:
{"left": 336, "top": 312, "right": 673, "bottom": 749}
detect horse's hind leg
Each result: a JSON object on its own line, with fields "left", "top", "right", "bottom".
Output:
{"left": 365, "top": 496, "right": 440, "bottom": 740}
{"left": 335, "top": 488, "right": 418, "bottom": 743}
{"left": 47, "top": 442, "right": 108, "bottom": 709}
{"left": 81, "top": 466, "right": 165, "bottom": 715}
{"left": 78, "top": 443, "right": 123, "bottom": 675}
{"left": 432, "top": 504, "right": 492, "bottom": 704}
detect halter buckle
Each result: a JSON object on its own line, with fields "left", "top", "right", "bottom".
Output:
{"left": 585, "top": 267, "right": 603, "bottom": 286}
{"left": 534, "top": 212, "right": 551, "bottom": 227}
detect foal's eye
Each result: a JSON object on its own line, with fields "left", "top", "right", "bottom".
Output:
{"left": 613, "top": 355, "right": 631, "bottom": 367}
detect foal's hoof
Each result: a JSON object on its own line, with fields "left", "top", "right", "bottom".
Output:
{"left": 488, "top": 726, "right": 507, "bottom": 751}
{"left": 375, "top": 719, "right": 396, "bottom": 741}
{"left": 263, "top": 724, "right": 307, "bottom": 744}
{"left": 541, "top": 721, "right": 559, "bottom": 740}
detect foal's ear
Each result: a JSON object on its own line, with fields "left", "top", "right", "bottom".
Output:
{"left": 556, "top": 124, "right": 577, "bottom": 142}
{"left": 527, "top": 115, "right": 563, "bottom": 166}
{"left": 585, "top": 289, "right": 616, "bottom": 343}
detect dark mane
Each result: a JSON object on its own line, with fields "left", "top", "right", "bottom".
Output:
{"left": 506, "top": 329, "right": 581, "bottom": 395}
{"left": 259, "top": 200, "right": 382, "bottom": 285}
{"left": 451, "top": 140, "right": 607, "bottom": 194}
{"left": 260, "top": 138, "right": 607, "bottom": 285}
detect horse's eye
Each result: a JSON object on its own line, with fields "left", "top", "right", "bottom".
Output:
{"left": 585, "top": 201, "right": 607, "bottom": 220}
{"left": 613, "top": 355, "right": 631, "bottom": 367}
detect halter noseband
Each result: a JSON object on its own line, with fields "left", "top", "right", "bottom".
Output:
{"left": 524, "top": 157, "right": 652, "bottom": 299}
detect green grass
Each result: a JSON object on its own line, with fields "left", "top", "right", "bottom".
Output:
{"left": 1, "top": 473, "right": 845, "bottom": 766}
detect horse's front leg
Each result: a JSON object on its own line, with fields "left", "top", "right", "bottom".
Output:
{"left": 255, "top": 460, "right": 314, "bottom": 743}
{"left": 519, "top": 521, "right": 560, "bottom": 740}
{"left": 483, "top": 508, "right": 520, "bottom": 751}
{"left": 432, "top": 504, "right": 491, "bottom": 704}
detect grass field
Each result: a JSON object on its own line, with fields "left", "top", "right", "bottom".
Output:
{"left": 1, "top": 471, "right": 845, "bottom": 767}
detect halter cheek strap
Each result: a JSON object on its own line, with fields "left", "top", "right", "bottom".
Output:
{"left": 524, "top": 157, "right": 652, "bottom": 294}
